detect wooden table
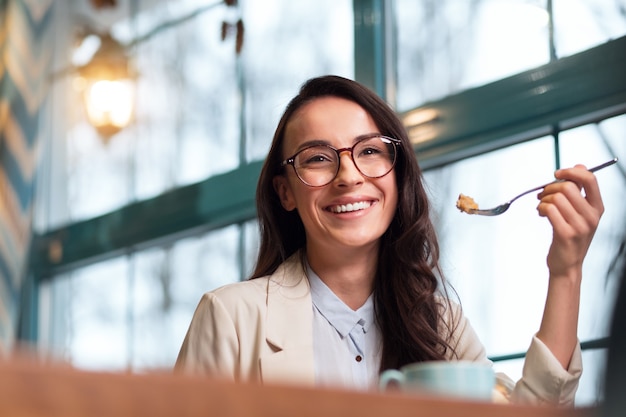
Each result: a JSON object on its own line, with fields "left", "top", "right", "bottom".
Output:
{"left": 0, "top": 358, "right": 597, "bottom": 417}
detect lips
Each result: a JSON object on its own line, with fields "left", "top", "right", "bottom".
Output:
{"left": 327, "top": 201, "right": 373, "bottom": 213}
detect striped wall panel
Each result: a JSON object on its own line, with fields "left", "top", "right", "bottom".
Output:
{"left": 0, "top": 0, "right": 53, "bottom": 350}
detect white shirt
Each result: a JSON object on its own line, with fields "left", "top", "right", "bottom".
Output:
{"left": 306, "top": 262, "right": 382, "bottom": 390}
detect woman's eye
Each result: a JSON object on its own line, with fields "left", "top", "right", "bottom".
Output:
{"left": 307, "top": 155, "right": 330, "bottom": 163}
{"left": 359, "top": 147, "right": 382, "bottom": 157}
{"left": 301, "top": 151, "right": 334, "bottom": 165}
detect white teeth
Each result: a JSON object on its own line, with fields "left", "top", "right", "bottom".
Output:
{"left": 330, "top": 201, "right": 372, "bottom": 213}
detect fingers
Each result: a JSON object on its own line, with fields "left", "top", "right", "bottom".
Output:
{"left": 537, "top": 188, "right": 596, "bottom": 247}
{"left": 538, "top": 182, "right": 598, "bottom": 230}
{"left": 553, "top": 164, "right": 603, "bottom": 211}
{"left": 537, "top": 164, "right": 605, "bottom": 221}
{"left": 536, "top": 164, "right": 605, "bottom": 276}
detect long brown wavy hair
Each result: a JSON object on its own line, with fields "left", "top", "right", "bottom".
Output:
{"left": 251, "top": 75, "right": 456, "bottom": 372}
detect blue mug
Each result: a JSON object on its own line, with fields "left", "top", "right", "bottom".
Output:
{"left": 379, "top": 360, "right": 495, "bottom": 401}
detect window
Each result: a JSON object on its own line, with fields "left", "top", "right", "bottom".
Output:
{"left": 394, "top": 1, "right": 626, "bottom": 405}
{"left": 29, "top": 0, "right": 626, "bottom": 406}
{"left": 35, "top": 0, "right": 353, "bottom": 371}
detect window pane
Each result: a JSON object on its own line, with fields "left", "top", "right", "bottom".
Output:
{"left": 578, "top": 348, "right": 608, "bottom": 406}
{"left": 243, "top": 219, "right": 260, "bottom": 278}
{"left": 66, "top": 125, "right": 137, "bottom": 220}
{"left": 559, "top": 116, "right": 626, "bottom": 342}
{"left": 130, "top": 4, "right": 241, "bottom": 200}
{"left": 131, "top": 247, "right": 179, "bottom": 371}
{"left": 39, "top": 258, "right": 131, "bottom": 371}
{"left": 38, "top": 225, "right": 243, "bottom": 371}
{"left": 69, "top": 258, "right": 130, "bottom": 370}
{"left": 132, "top": 225, "right": 241, "bottom": 371}
{"left": 396, "top": 0, "right": 550, "bottom": 110}
{"left": 553, "top": 0, "right": 626, "bottom": 58}
{"left": 242, "top": 0, "right": 354, "bottom": 162}
{"left": 38, "top": 274, "right": 72, "bottom": 360}
{"left": 424, "top": 138, "right": 556, "bottom": 356}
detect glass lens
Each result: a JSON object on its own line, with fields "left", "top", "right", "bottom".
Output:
{"left": 353, "top": 136, "right": 396, "bottom": 178}
{"left": 293, "top": 146, "right": 338, "bottom": 186}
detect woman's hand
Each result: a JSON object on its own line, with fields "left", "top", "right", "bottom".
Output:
{"left": 535, "top": 164, "right": 605, "bottom": 369}
{"left": 537, "top": 164, "right": 605, "bottom": 282}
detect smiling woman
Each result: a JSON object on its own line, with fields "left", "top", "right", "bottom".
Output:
{"left": 24, "top": 0, "right": 626, "bottom": 408}
{"left": 175, "top": 75, "right": 607, "bottom": 406}
{"left": 176, "top": 75, "right": 445, "bottom": 387}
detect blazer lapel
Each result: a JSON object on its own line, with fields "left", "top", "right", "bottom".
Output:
{"left": 260, "top": 253, "right": 315, "bottom": 385}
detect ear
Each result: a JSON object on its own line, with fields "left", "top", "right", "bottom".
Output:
{"left": 273, "top": 175, "right": 297, "bottom": 211}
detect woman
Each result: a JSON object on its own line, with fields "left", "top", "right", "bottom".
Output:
{"left": 176, "top": 75, "right": 605, "bottom": 405}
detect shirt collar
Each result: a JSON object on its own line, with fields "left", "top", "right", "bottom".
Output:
{"left": 306, "top": 260, "right": 375, "bottom": 337}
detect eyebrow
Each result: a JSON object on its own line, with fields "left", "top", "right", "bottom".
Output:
{"left": 295, "top": 139, "right": 329, "bottom": 151}
{"left": 293, "top": 133, "right": 382, "bottom": 152}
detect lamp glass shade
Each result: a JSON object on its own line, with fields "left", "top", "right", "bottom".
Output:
{"left": 83, "top": 79, "right": 134, "bottom": 137}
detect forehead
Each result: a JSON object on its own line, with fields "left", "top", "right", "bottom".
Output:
{"left": 283, "top": 96, "right": 378, "bottom": 148}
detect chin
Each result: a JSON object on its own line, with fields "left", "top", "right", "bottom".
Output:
{"left": 340, "top": 235, "right": 383, "bottom": 249}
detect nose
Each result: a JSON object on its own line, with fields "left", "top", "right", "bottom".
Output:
{"left": 334, "top": 150, "right": 363, "bottom": 186}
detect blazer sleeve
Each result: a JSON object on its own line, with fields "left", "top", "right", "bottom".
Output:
{"left": 511, "top": 335, "right": 582, "bottom": 406}
{"left": 445, "top": 302, "right": 582, "bottom": 405}
{"left": 175, "top": 292, "right": 240, "bottom": 380}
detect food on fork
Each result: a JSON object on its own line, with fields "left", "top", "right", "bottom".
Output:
{"left": 456, "top": 193, "right": 478, "bottom": 213}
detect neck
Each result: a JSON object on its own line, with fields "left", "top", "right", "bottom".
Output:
{"left": 306, "top": 243, "right": 378, "bottom": 310}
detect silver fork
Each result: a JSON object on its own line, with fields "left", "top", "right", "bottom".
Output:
{"left": 467, "top": 157, "right": 619, "bottom": 216}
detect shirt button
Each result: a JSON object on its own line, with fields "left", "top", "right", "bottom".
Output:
{"left": 355, "top": 355, "right": 363, "bottom": 362}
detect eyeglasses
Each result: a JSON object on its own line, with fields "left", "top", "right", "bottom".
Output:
{"left": 280, "top": 134, "right": 401, "bottom": 187}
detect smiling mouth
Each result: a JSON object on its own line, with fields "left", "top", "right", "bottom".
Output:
{"left": 328, "top": 201, "right": 373, "bottom": 213}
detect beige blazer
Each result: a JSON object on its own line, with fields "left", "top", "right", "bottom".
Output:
{"left": 176, "top": 253, "right": 316, "bottom": 385}
{"left": 175, "top": 253, "right": 582, "bottom": 405}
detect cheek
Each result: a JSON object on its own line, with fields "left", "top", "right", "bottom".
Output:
{"left": 385, "top": 174, "right": 399, "bottom": 209}
{"left": 287, "top": 179, "right": 321, "bottom": 214}
{"left": 292, "top": 188, "right": 320, "bottom": 212}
